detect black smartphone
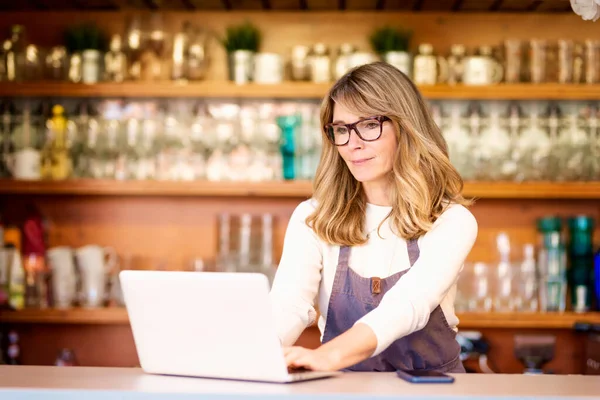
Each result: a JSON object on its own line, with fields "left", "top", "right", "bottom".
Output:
{"left": 396, "top": 369, "right": 455, "bottom": 384}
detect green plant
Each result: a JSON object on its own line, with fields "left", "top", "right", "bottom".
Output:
{"left": 221, "top": 21, "right": 261, "bottom": 53}
{"left": 64, "top": 23, "right": 107, "bottom": 53}
{"left": 369, "top": 26, "right": 411, "bottom": 54}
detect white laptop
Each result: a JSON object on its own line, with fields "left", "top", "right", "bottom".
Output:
{"left": 119, "top": 270, "right": 339, "bottom": 383}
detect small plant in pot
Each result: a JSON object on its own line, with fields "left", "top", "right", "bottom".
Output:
{"left": 221, "top": 21, "right": 261, "bottom": 84}
{"left": 369, "top": 26, "right": 412, "bottom": 77}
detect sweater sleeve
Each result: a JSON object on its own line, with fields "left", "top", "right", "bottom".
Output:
{"left": 355, "top": 204, "right": 478, "bottom": 356}
{"left": 269, "top": 200, "right": 323, "bottom": 346}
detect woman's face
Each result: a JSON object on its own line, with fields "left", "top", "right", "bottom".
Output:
{"left": 332, "top": 103, "right": 398, "bottom": 185}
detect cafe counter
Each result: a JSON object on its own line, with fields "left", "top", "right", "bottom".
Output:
{"left": 0, "top": 366, "right": 598, "bottom": 400}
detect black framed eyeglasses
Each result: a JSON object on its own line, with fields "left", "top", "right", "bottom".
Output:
{"left": 324, "top": 116, "right": 391, "bottom": 146}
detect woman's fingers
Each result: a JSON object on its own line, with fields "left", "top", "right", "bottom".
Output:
{"left": 283, "top": 346, "right": 309, "bottom": 367}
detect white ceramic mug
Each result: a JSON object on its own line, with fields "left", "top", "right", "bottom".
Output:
{"left": 46, "top": 246, "right": 77, "bottom": 309}
{"left": 462, "top": 56, "right": 503, "bottom": 85}
{"left": 7, "top": 148, "right": 41, "bottom": 180}
{"left": 75, "top": 245, "right": 116, "bottom": 308}
{"left": 253, "top": 53, "right": 283, "bottom": 84}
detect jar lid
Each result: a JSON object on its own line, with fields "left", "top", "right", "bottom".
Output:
{"left": 568, "top": 215, "right": 594, "bottom": 231}
{"left": 537, "top": 216, "right": 562, "bottom": 232}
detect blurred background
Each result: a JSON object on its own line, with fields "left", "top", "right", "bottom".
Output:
{"left": 0, "top": 0, "right": 599, "bottom": 376}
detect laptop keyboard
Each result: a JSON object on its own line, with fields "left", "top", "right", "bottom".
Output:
{"left": 287, "top": 367, "right": 333, "bottom": 381}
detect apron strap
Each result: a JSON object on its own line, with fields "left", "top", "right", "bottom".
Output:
{"left": 337, "top": 246, "right": 351, "bottom": 271}
{"left": 407, "top": 238, "right": 420, "bottom": 267}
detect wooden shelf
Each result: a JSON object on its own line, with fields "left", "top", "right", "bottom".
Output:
{"left": 462, "top": 181, "right": 600, "bottom": 200}
{"left": 0, "top": 307, "right": 128, "bottom": 325}
{"left": 0, "top": 81, "right": 331, "bottom": 99}
{"left": 2, "top": 82, "right": 600, "bottom": 100}
{"left": 458, "top": 312, "right": 600, "bottom": 329}
{"left": 1, "top": 179, "right": 600, "bottom": 199}
{"left": 1, "top": 308, "right": 599, "bottom": 328}
{"left": 0, "top": 179, "right": 313, "bottom": 198}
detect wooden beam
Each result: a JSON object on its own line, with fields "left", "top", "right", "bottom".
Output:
{"left": 142, "top": 0, "right": 159, "bottom": 9}
{"left": 33, "top": 0, "right": 72, "bottom": 9}
{"left": 526, "top": 0, "right": 542, "bottom": 11}
{"left": 346, "top": 0, "right": 378, "bottom": 9}
{"left": 108, "top": 0, "right": 135, "bottom": 9}
{"left": 420, "top": 0, "right": 455, "bottom": 11}
{"left": 270, "top": 0, "right": 302, "bottom": 9}
{"left": 451, "top": 0, "right": 464, "bottom": 11}
{"left": 228, "top": 0, "right": 263, "bottom": 9}
{"left": 180, "top": 0, "right": 196, "bottom": 9}
{"left": 412, "top": 0, "right": 424, "bottom": 10}
{"left": 186, "top": 0, "right": 226, "bottom": 9}
{"left": 461, "top": 0, "right": 496, "bottom": 11}
{"left": 499, "top": 0, "right": 533, "bottom": 11}
{"left": 382, "top": 0, "right": 412, "bottom": 10}
{"left": 536, "top": 0, "right": 571, "bottom": 11}
{"left": 489, "top": 0, "right": 503, "bottom": 11}
{"left": 305, "top": 0, "right": 337, "bottom": 10}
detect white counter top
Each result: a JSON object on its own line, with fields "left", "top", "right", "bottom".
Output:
{"left": 0, "top": 366, "right": 598, "bottom": 400}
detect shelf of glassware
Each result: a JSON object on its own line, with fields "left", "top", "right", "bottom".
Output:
{"left": 1, "top": 308, "right": 599, "bottom": 329}
{"left": 1, "top": 179, "right": 600, "bottom": 199}
{"left": 2, "top": 81, "right": 600, "bottom": 100}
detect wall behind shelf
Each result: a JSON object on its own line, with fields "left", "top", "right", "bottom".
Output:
{"left": 3, "top": 194, "right": 600, "bottom": 269}
{"left": 1, "top": 11, "right": 600, "bottom": 83}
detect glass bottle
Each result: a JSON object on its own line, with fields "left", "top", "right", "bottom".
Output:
{"left": 504, "top": 39, "right": 523, "bottom": 83}
{"left": 518, "top": 106, "right": 551, "bottom": 181}
{"left": 557, "top": 40, "right": 574, "bottom": 84}
{"left": 529, "top": 39, "right": 548, "bottom": 83}
{"left": 11, "top": 102, "right": 42, "bottom": 180}
{"left": 446, "top": 44, "right": 465, "bottom": 85}
{"left": 584, "top": 39, "right": 600, "bottom": 84}
{"left": 442, "top": 103, "right": 470, "bottom": 180}
{"left": 413, "top": 43, "right": 447, "bottom": 85}
{"left": 0, "top": 101, "right": 15, "bottom": 178}
{"left": 104, "top": 34, "right": 127, "bottom": 82}
{"left": 6, "top": 25, "right": 27, "bottom": 82}
{"left": 537, "top": 216, "right": 567, "bottom": 313}
{"left": 41, "top": 105, "right": 71, "bottom": 180}
{"left": 309, "top": 43, "right": 331, "bottom": 83}
{"left": 478, "top": 104, "right": 512, "bottom": 180}
{"left": 567, "top": 216, "right": 594, "bottom": 313}
{"left": 505, "top": 103, "right": 525, "bottom": 181}
{"left": 276, "top": 114, "right": 301, "bottom": 180}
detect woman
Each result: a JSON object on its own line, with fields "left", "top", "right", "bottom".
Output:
{"left": 269, "top": 62, "right": 477, "bottom": 373}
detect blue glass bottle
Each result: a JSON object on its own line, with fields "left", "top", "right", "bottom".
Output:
{"left": 567, "top": 216, "right": 594, "bottom": 313}
{"left": 594, "top": 247, "right": 600, "bottom": 311}
{"left": 276, "top": 115, "right": 302, "bottom": 180}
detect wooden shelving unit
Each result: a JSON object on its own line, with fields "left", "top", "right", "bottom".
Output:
{"left": 0, "top": 179, "right": 314, "bottom": 198}
{"left": 2, "top": 82, "right": 600, "bottom": 100}
{"left": 0, "top": 308, "right": 128, "bottom": 325}
{"left": 457, "top": 312, "right": 600, "bottom": 329}
{"left": 1, "top": 308, "right": 599, "bottom": 329}
{"left": 1, "top": 179, "right": 600, "bottom": 199}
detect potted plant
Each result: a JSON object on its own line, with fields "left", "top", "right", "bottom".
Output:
{"left": 64, "top": 23, "right": 107, "bottom": 84}
{"left": 369, "top": 26, "right": 412, "bottom": 77}
{"left": 221, "top": 21, "right": 261, "bottom": 84}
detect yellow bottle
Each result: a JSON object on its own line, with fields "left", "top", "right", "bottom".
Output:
{"left": 43, "top": 104, "right": 72, "bottom": 180}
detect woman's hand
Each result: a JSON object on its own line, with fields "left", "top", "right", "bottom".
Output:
{"left": 283, "top": 346, "right": 341, "bottom": 372}
{"left": 283, "top": 323, "right": 378, "bottom": 371}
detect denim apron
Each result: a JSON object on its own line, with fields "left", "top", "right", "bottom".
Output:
{"left": 321, "top": 239, "right": 465, "bottom": 373}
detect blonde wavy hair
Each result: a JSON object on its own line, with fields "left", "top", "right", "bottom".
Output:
{"left": 306, "top": 61, "right": 471, "bottom": 246}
